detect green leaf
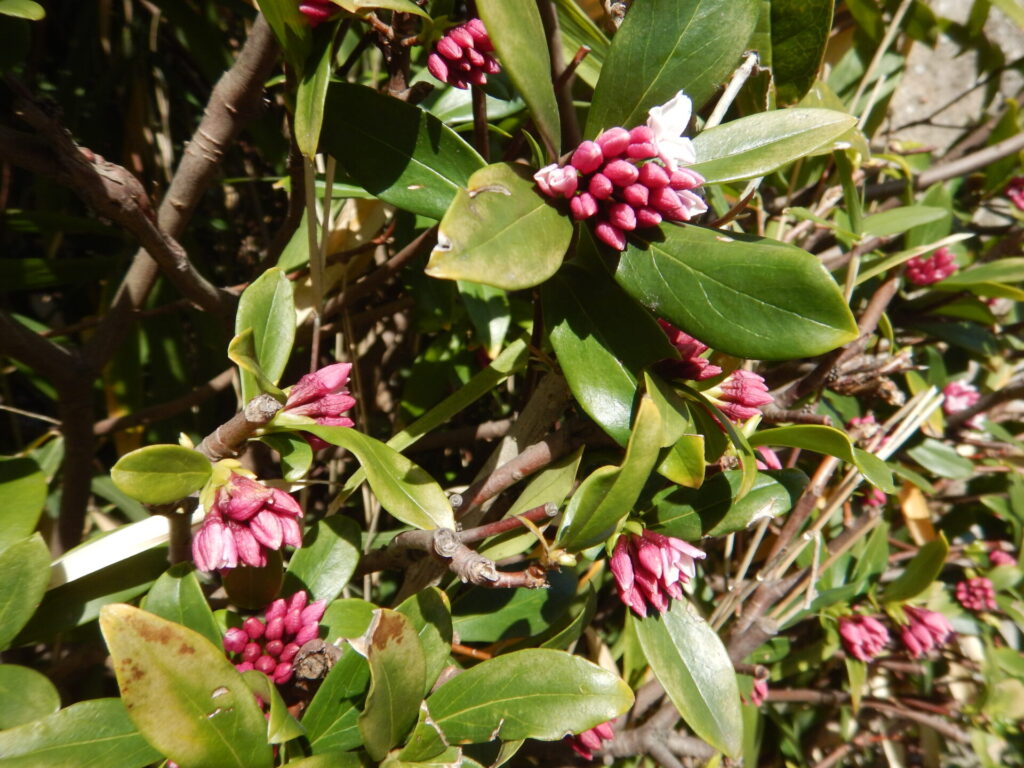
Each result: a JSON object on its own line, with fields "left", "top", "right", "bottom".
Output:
{"left": 749, "top": 425, "right": 895, "bottom": 491}
{"left": 422, "top": 649, "right": 633, "bottom": 743}
{"left": 587, "top": 0, "right": 759, "bottom": 133}
{"left": 110, "top": 444, "right": 212, "bottom": 505}
{"left": 303, "top": 646, "right": 370, "bottom": 752}
{"left": 658, "top": 435, "right": 707, "bottom": 489}
{"left": 0, "top": 456, "right": 46, "bottom": 553}
{"left": 617, "top": 225, "right": 858, "bottom": 360}
{"left": 647, "top": 471, "right": 792, "bottom": 540}
{"left": 385, "top": 746, "right": 463, "bottom": 768}
{"left": 356, "top": 609, "right": 427, "bottom": 761}
{"left": 282, "top": 754, "right": 362, "bottom": 768}
{"left": 0, "top": 663, "right": 60, "bottom": 728}
{"left": 258, "top": 0, "right": 309, "bottom": 67}
{"left": 235, "top": 267, "right": 296, "bottom": 402}
{"left": 544, "top": 259, "right": 676, "bottom": 445}
{"left": 906, "top": 438, "right": 975, "bottom": 480}
{"left": 635, "top": 599, "right": 742, "bottom": 757}
{"left": 321, "top": 598, "right": 376, "bottom": 642}
{"left": 144, "top": 563, "right": 222, "bottom": 648}
{"left": 335, "top": 0, "right": 428, "bottom": 16}
{"left": 860, "top": 205, "right": 947, "bottom": 239}
{"left": 458, "top": 280, "right": 510, "bottom": 359}
{"left": 0, "top": 698, "right": 161, "bottom": 768}
{"left": 0, "top": 534, "right": 50, "bottom": 651}
{"left": 557, "top": 396, "right": 663, "bottom": 551}
{"left": 476, "top": 0, "right": 560, "bottom": 155}
{"left": 0, "top": 0, "right": 44, "bottom": 20}
{"left": 452, "top": 570, "right": 577, "bottom": 643}
{"left": 881, "top": 535, "right": 949, "bottom": 604}
{"left": 100, "top": 604, "right": 272, "bottom": 768}
{"left": 395, "top": 588, "right": 454, "bottom": 695}
{"left": 769, "top": 0, "right": 835, "bottom": 104}
{"left": 690, "top": 108, "right": 856, "bottom": 183}
{"left": 321, "top": 83, "right": 485, "bottom": 220}
{"left": 302, "top": 425, "right": 455, "bottom": 530}
{"left": 283, "top": 516, "right": 361, "bottom": 603}
{"left": 260, "top": 432, "right": 314, "bottom": 482}
{"left": 938, "top": 257, "right": 1024, "bottom": 287}
{"left": 426, "top": 163, "right": 572, "bottom": 290}
{"left": 241, "top": 670, "right": 306, "bottom": 744}
{"left": 228, "top": 329, "right": 285, "bottom": 403}
{"left": 295, "top": 25, "right": 337, "bottom": 158}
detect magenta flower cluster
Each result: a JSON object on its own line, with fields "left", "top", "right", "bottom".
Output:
{"left": 905, "top": 247, "right": 958, "bottom": 286}
{"left": 223, "top": 591, "right": 326, "bottom": 685}
{"left": 427, "top": 19, "right": 499, "bottom": 90}
{"left": 281, "top": 362, "right": 356, "bottom": 450}
{"left": 535, "top": 92, "right": 707, "bottom": 251}
{"left": 989, "top": 546, "right": 1015, "bottom": 567}
{"left": 838, "top": 615, "right": 890, "bottom": 661}
{"left": 569, "top": 721, "right": 615, "bottom": 761}
{"left": 192, "top": 474, "right": 303, "bottom": 572}
{"left": 658, "top": 319, "right": 722, "bottom": 381}
{"left": 610, "top": 530, "right": 705, "bottom": 617}
{"left": 900, "top": 606, "right": 953, "bottom": 658}
{"left": 298, "top": 0, "right": 338, "bottom": 26}
{"left": 942, "top": 380, "right": 982, "bottom": 429}
{"left": 956, "top": 576, "right": 997, "bottom": 611}
{"left": 706, "top": 370, "right": 774, "bottom": 422}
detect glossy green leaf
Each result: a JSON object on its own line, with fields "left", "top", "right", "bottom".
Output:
{"left": 110, "top": 444, "right": 212, "bottom": 505}
{"left": 749, "top": 426, "right": 895, "bottom": 491}
{"left": 426, "top": 163, "right": 572, "bottom": 290}
{"left": 321, "top": 83, "right": 484, "bottom": 220}
{"left": 860, "top": 206, "right": 947, "bottom": 239}
{"left": 544, "top": 260, "right": 676, "bottom": 445}
{"left": 635, "top": 599, "right": 742, "bottom": 757}
{"left": 100, "top": 604, "right": 272, "bottom": 768}
{"left": 938, "top": 257, "right": 1024, "bottom": 287}
{"left": 452, "top": 569, "right": 577, "bottom": 643}
{"left": 477, "top": 0, "right": 560, "bottom": 155}
{"left": 260, "top": 432, "right": 314, "bottom": 481}
{"left": 302, "top": 425, "right": 455, "bottom": 529}
{"left": 295, "top": 25, "right": 336, "bottom": 158}
{"left": 144, "top": 563, "right": 222, "bottom": 648}
{"left": 228, "top": 329, "right": 285, "bottom": 403}
{"left": 907, "top": 438, "right": 975, "bottom": 480}
{"left": 282, "top": 753, "right": 363, "bottom": 768}
{"left": 617, "top": 225, "right": 858, "bottom": 360}
{"left": 0, "top": 698, "right": 161, "bottom": 768}
{"left": 646, "top": 373, "right": 706, "bottom": 487}
{"left": 355, "top": 609, "right": 427, "bottom": 761}
{"left": 336, "top": 0, "right": 427, "bottom": 15}
{"left": 0, "top": 0, "right": 44, "bottom": 20}
{"left": 241, "top": 670, "right": 305, "bottom": 744}
{"left": 396, "top": 588, "right": 454, "bottom": 694}
{"left": 303, "top": 646, "right": 371, "bottom": 753}
{"left": 690, "top": 108, "right": 856, "bottom": 183}
{"left": 557, "top": 397, "right": 663, "bottom": 550}
{"left": 647, "top": 470, "right": 792, "bottom": 540}
{"left": 587, "top": 0, "right": 759, "bottom": 133}
{"left": 283, "top": 516, "right": 361, "bottom": 603}
{"left": 881, "top": 535, "right": 950, "bottom": 604}
{"left": 770, "top": 0, "right": 834, "bottom": 104}
{"left": 321, "top": 598, "right": 376, "bottom": 642}
{"left": 0, "top": 456, "right": 46, "bottom": 553}
{"left": 384, "top": 746, "right": 463, "bottom": 768}
{"left": 235, "top": 267, "right": 296, "bottom": 402}
{"left": 458, "top": 280, "right": 510, "bottom": 359}
{"left": 0, "top": 534, "right": 50, "bottom": 651}
{"left": 259, "top": 0, "right": 309, "bottom": 67}
{"left": 422, "top": 649, "right": 633, "bottom": 743}
{"left": 0, "top": 663, "right": 60, "bottom": 728}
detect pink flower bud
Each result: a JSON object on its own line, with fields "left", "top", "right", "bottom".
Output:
{"left": 223, "top": 628, "right": 248, "bottom": 655}
{"left": 638, "top": 161, "right": 670, "bottom": 188}
{"left": 298, "top": 0, "right": 336, "bottom": 26}
{"left": 265, "top": 616, "right": 285, "bottom": 642}
{"left": 427, "top": 54, "right": 449, "bottom": 84}
{"left": 956, "top": 577, "right": 997, "bottom": 611}
{"left": 301, "top": 600, "right": 327, "bottom": 625}
{"left": 669, "top": 168, "right": 704, "bottom": 190}
{"left": 593, "top": 221, "right": 627, "bottom": 251}
{"left": 990, "top": 548, "right": 1015, "bottom": 567}
{"left": 622, "top": 183, "right": 649, "bottom": 207}
{"left": 295, "top": 623, "right": 319, "bottom": 646}
{"left": 265, "top": 639, "right": 284, "bottom": 658}
{"left": 635, "top": 207, "right": 662, "bottom": 228}
{"left": 839, "top": 615, "right": 889, "bottom": 661}
{"left": 942, "top": 381, "right": 979, "bottom": 414}
{"left": 751, "top": 678, "right": 768, "bottom": 707}
{"left": 280, "top": 642, "right": 300, "bottom": 663}
{"left": 243, "top": 617, "right": 266, "bottom": 640}
{"left": 465, "top": 19, "right": 493, "bottom": 51}
{"left": 249, "top": 509, "right": 284, "bottom": 550}
{"left": 1007, "top": 176, "right": 1024, "bottom": 210}
{"left": 755, "top": 447, "right": 782, "bottom": 471}
{"left": 588, "top": 173, "right": 614, "bottom": 200}
{"left": 285, "top": 608, "right": 303, "bottom": 635}
{"left": 608, "top": 202, "right": 637, "bottom": 231}
{"left": 436, "top": 36, "right": 463, "bottom": 60}
{"left": 235, "top": 661, "right": 254, "bottom": 673}
{"left": 449, "top": 25, "right": 474, "bottom": 48}
{"left": 626, "top": 133, "right": 658, "bottom": 159}
{"left": 232, "top": 524, "right": 267, "bottom": 568}
{"left": 281, "top": 516, "right": 303, "bottom": 548}
{"left": 272, "top": 662, "right": 294, "bottom": 684}
{"left": 603, "top": 159, "right": 639, "bottom": 187}
{"left": 466, "top": 47, "right": 485, "bottom": 67}
{"left": 255, "top": 655, "right": 277, "bottom": 675}
{"left": 571, "top": 141, "right": 604, "bottom": 175}
{"left": 265, "top": 598, "right": 288, "bottom": 623}
{"left": 570, "top": 192, "right": 599, "bottom": 220}
{"left": 595, "top": 127, "right": 631, "bottom": 157}
{"left": 650, "top": 186, "right": 685, "bottom": 218}
{"left": 192, "top": 513, "right": 237, "bottom": 572}
{"left": 242, "top": 642, "right": 261, "bottom": 663}
{"left": 534, "top": 164, "right": 578, "bottom": 198}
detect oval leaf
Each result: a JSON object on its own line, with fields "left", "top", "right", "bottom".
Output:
{"left": 635, "top": 599, "right": 742, "bottom": 757}
{"left": 423, "top": 649, "right": 633, "bottom": 743}
{"left": 587, "top": 0, "right": 759, "bottom": 133}
{"left": 0, "top": 0, "right": 45, "bottom": 20}
{"left": 144, "top": 563, "right": 222, "bottom": 648}
{"left": 0, "top": 698, "right": 161, "bottom": 768}
{"left": 770, "top": 0, "right": 835, "bottom": 104}
{"left": 110, "top": 444, "right": 212, "bottom": 505}
{"left": 0, "top": 534, "right": 50, "bottom": 650}
{"left": 690, "top": 109, "right": 857, "bottom": 183}
{"left": 395, "top": 588, "right": 454, "bottom": 695}
{"left": 235, "top": 267, "right": 296, "bottom": 402}
{"left": 617, "top": 225, "right": 858, "bottom": 360}
{"left": 881, "top": 535, "right": 950, "bottom": 604}
{"left": 426, "top": 163, "right": 573, "bottom": 290}
{"left": 0, "top": 663, "right": 60, "bottom": 728}
{"left": 0, "top": 456, "right": 46, "bottom": 554}
{"left": 303, "top": 646, "right": 371, "bottom": 752}
{"left": 283, "top": 515, "right": 361, "bottom": 603}
{"left": 99, "top": 604, "right": 272, "bottom": 768}
{"left": 750, "top": 425, "right": 895, "bottom": 491}
{"left": 321, "top": 83, "right": 484, "bottom": 220}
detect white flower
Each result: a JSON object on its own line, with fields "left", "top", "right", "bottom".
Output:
{"left": 646, "top": 90, "right": 697, "bottom": 170}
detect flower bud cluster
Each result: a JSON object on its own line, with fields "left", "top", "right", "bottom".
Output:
{"left": 534, "top": 91, "right": 707, "bottom": 251}
{"left": 569, "top": 721, "right": 615, "bottom": 761}
{"left": 863, "top": 487, "right": 887, "bottom": 508}
{"left": 281, "top": 362, "right": 356, "bottom": 450}
{"left": 657, "top": 319, "right": 722, "bottom": 381}
{"left": 905, "top": 247, "right": 958, "bottom": 286}
{"left": 899, "top": 606, "right": 953, "bottom": 658}
{"left": 427, "top": 19, "right": 500, "bottom": 90}
{"left": 989, "top": 545, "right": 1015, "bottom": 567}
{"left": 750, "top": 677, "right": 769, "bottom": 707}
{"left": 192, "top": 473, "right": 303, "bottom": 572}
{"left": 838, "top": 614, "right": 890, "bottom": 662}
{"left": 298, "top": 0, "right": 338, "bottom": 26}
{"left": 956, "top": 576, "right": 997, "bottom": 611}
{"left": 1007, "top": 177, "right": 1024, "bottom": 211}
{"left": 610, "top": 530, "right": 706, "bottom": 617}
{"left": 223, "top": 591, "right": 327, "bottom": 685}
{"left": 704, "top": 369, "right": 774, "bottom": 422}
{"left": 942, "top": 380, "right": 982, "bottom": 429}
{"left": 755, "top": 446, "right": 782, "bottom": 471}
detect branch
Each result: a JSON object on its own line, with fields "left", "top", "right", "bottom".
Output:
{"left": 196, "top": 393, "right": 283, "bottom": 460}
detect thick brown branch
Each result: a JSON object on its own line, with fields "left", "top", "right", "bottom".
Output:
{"left": 196, "top": 393, "right": 283, "bottom": 460}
